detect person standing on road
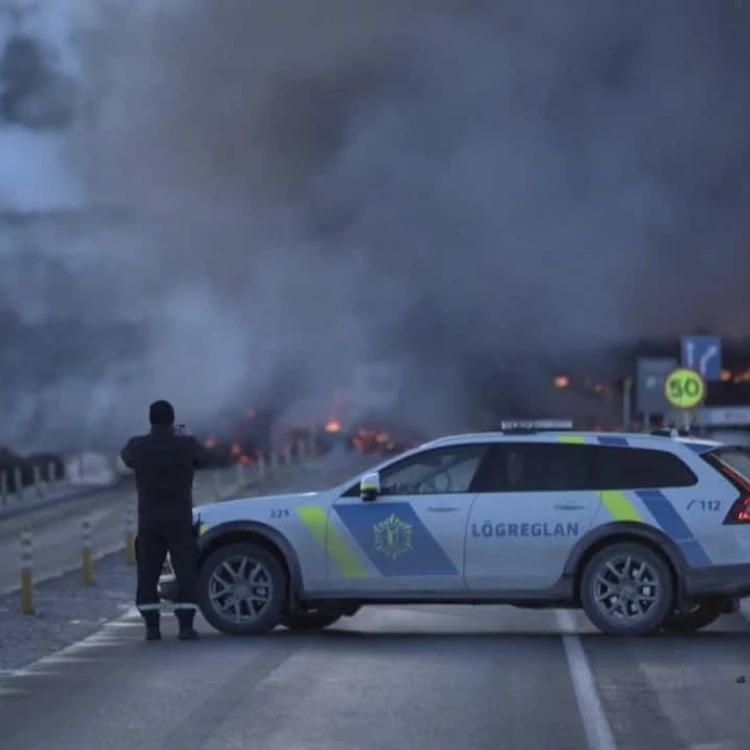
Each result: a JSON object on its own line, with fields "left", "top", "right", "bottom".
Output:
{"left": 120, "top": 400, "right": 208, "bottom": 642}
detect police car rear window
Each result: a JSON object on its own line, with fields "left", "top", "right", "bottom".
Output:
{"left": 472, "top": 443, "right": 697, "bottom": 492}
{"left": 709, "top": 447, "right": 750, "bottom": 483}
{"left": 591, "top": 446, "right": 698, "bottom": 489}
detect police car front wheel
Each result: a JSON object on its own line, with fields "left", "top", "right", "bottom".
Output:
{"left": 197, "top": 542, "right": 287, "bottom": 635}
{"left": 579, "top": 542, "right": 674, "bottom": 636}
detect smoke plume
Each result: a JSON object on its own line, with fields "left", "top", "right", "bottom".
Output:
{"left": 2, "top": 0, "right": 750, "bottom": 450}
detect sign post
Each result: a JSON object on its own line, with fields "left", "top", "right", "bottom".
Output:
{"left": 635, "top": 357, "right": 679, "bottom": 431}
{"left": 664, "top": 367, "right": 707, "bottom": 433}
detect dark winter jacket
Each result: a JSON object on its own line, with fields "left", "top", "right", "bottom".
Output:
{"left": 120, "top": 425, "right": 208, "bottom": 529}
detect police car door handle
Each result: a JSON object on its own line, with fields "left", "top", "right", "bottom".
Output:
{"left": 427, "top": 505, "right": 459, "bottom": 512}
{"left": 554, "top": 503, "right": 586, "bottom": 511}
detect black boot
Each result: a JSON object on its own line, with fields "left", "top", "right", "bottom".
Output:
{"left": 142, "top": 611, "right": 161, "bottom": 641}
{"left": 176, "top": 608, "right": 199, "bottom": 640}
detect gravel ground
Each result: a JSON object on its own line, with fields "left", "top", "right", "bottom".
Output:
{"left": 0, "top": 550, "right": 135, "bottom": 674}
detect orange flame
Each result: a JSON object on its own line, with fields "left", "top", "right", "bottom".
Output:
{"left": 325, "top": 420, "right": 342, "bottom": 433}
{"left": 553, "top": 376, "right": 570, "bottom": 388}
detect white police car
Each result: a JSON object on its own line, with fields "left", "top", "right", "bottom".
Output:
{"left": 159, "top": 421, "right": 750, "bottom": 636}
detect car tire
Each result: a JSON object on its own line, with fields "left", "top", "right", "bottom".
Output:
{"left": 661, "top": 599, "right": 724, "bottom": 633}
{"left": 579, "top": 542, "right": 674, "bottom": 636}
{"left": 197, "top": 542, "right": 287, "bottom": 635}
{"left": 280, "top": 611, "right": 342, "bottom": 631}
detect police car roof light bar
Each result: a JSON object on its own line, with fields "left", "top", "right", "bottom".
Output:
{"left": 500, "top": 420, "right": 574, "bottom": 431}
{"left": 650, "top": 427, "right": 689, "bottom": 438}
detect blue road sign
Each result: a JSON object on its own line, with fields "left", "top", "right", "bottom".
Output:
{"left": 680, "top": 335, "right": 722, "bottom": 381}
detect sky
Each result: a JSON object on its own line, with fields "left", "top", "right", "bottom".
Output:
{"left": 0, "top": 0, "right": 749, "bottom": 450}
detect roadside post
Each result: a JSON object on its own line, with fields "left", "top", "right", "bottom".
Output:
{"left": 621, "top": 377, "right": 633, "bottom": 431}
{"left": 14, "top": 467, "right": 23, "bottom": 502}
{"left": 20, "top": 528, "right": 34, "bottom": 615}
{"left": 257, "top": 453, "right": 266, "bottom": 481}
{"left": 82, "top": 517, "right": 94, "bottom": 586}
{"left": 125, "top": 501, "right": 137, "bottom": 566}
{"left": 32, "top": 464, "right": 42, "bottom": 499}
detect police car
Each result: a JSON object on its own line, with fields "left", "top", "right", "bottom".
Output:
{"left": 159, "top": 421, "right": 750, "bottom": 636}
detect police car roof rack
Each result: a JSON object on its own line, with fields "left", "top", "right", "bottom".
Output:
{"left": 500, "top": 419, "right": 574, "bottom": 434}
{"left": 650, "top": 427, "right": 690, "bottom": 438}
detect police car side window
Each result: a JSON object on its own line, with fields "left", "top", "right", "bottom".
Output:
{"left": 379, "top": 445, "right": 487, "bottom": 496}
{"left": 471, "top": 443, "right": 593, "bottom": 492}
{"left": 591, "top": 446, "right": 698, "bottom": 489}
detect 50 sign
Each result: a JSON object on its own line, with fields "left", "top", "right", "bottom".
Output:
{"left": 664, "top": 367, "right": 706, "bottom": 410}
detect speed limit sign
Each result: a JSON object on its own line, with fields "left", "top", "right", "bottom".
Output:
{"left": 664, "top": 367, "right": 706, "bottom": 410}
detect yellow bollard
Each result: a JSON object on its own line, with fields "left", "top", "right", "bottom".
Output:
{"left": 20, "top": 528, "right": 34, "bottom": 615}
{"left": 125, "top": 503, "right": 136, "bottom": 566}
{"left": 82, "top": 518, "right": 94, "bottom": 586}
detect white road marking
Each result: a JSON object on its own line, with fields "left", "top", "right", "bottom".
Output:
{"left": 0, "top": 606, "right": 140, "bottom": 682}
{"left": 556, "top": 609, "right": 618, "bottom": 750}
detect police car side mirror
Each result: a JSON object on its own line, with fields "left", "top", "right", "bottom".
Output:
{"left": 360, "top": 472, "right": 381, "bottom": 502}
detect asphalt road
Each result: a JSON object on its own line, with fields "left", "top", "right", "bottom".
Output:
{"left": 2, "top": 450, "right": 750, "bottom": 750}
{"left": 1, "top": 603, "right": 750, "bottom": 749}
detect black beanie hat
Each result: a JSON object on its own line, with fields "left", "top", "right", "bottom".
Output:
{"left": 149, "top": 400, "right": 175, "bottom": 426}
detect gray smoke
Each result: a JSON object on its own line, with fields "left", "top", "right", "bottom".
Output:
{"left": 2, "top": 0, "right": 750, "bottom": 450}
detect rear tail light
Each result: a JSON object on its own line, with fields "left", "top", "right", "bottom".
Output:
{"left": 718, "top": 462, "right": 750, "bottom": 524}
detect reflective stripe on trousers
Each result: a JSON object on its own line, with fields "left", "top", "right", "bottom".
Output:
{"left": 138, "top": 603, "right": 196, "bottom": 612}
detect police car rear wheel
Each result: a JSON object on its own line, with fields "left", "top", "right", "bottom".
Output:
{"left": 580, "top": 542, "right": 674, "bottom": 636}
{"left": 280, "top": 611, "right": 342, "bottom": 631}
{"left": 197, "top": 543, "right": 287, "bottom": 635}
{"left": 661, "top": 600, "right": 724, "bottom": 633}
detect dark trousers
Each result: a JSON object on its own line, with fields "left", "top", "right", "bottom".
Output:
{"left": 136, "top": 522, "right": 198, "bottom": 630}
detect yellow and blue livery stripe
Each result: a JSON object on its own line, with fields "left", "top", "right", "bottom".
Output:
{"left": 334, "top": 501, "right": 459, "bottom": 577}
{"left": 297, "top": 506, "right": 368, "bottom": 578}
{"left": 634, "top": 489, "right": 711, "bottom": 567}
{"left": 599, "top": 488, "right": 711, "bottom": 567}
{"left": 598, "top": 490, "right": 643, "bottom": 522}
